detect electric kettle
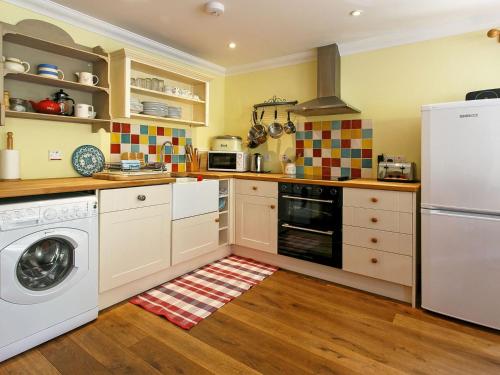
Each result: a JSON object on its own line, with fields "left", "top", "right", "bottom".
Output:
{"left": 250, "top": 153, "right": 265, "bottom": 173}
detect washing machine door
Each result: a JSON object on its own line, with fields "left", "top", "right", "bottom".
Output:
{"left": 0, "top": 228, "right": 89, "bottom": 304}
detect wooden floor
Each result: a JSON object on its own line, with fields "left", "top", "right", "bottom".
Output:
{"left": 1, "top": 270, "right": 500, "bottom": 374}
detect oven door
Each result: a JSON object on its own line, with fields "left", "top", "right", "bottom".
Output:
{"left": 208, "top": 152, "right": 236, "bottom": 171}
{"left": 278, "top": 194, "right": 336, "bottom": 231}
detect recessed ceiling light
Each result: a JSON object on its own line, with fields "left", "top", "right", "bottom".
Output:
{"left": 228, "top": 42, "right": 236, "bottom": 49}
{"left": 350, "top": 10, "right": 363, "bottom": 17}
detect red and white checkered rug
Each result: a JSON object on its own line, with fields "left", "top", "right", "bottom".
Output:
{"left": 129, "top": 255, "right": 279, "bottom": 330}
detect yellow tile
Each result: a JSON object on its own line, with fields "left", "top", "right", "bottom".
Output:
{"left": 331, "top": 149, "right": 341, "bottom": 158}
{"left": 111, "top": 133, "right": 120, "bottom": 144}
{"left": 173, "top": 146, "right": 179, "bottom": 154}
{"left": 351, "top": 158, "right": 361, "bottom": 168}
{"left": 351, "top": 129, "right": 361, "bottom": 139}
{"left": 362, "top": 139, "right": 373, "bottom": 148}
{"left": 179, "top": 138, "right": 186, "bottom": 146}
{"left": 312, "top": 122, "right": 322, "bottom": 131}
{"left": 313, "top": 167, "right": 322, "bottom": 176}
{"left": 139, "top": 135, "right": 149, "bottom": 144}
{"left": 156, "top": 145, "right": 162, "bottom": 155}
{"left": 304, "top": 166, "right": 314, "bottom": 175}
{"left": 164, "top": 127, "right": 172, "bottom": 136}
{"left": 148, "top": 126, "right": 156, "bottom": 135}
{"left": 304, "top": 140, "right": 313, "bottom": 148}
{"left": 177, "top": 164, "right": 186, "bottom": 172}
{"left": 322, "top": 139, "right": 330, "bottom": 148}
{"left": 321, "top": 121, "right": 331, "bottom": 130}
{"left": 341, "top": 129, "right": 351, "bottom": 139}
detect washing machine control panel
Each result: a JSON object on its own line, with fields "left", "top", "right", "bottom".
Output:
{"left": 0, "top": 200, "right": 98, "bottom": 230}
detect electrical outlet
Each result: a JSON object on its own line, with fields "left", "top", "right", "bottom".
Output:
{"left": 49, "top": 150, "right": 63, "bottom": 160}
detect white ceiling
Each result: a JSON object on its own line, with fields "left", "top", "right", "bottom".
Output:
{"left": 40, "top": 0, "right": 500, "bottom": 69}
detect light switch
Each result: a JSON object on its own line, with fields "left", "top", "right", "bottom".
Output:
{"left": 49, "top": 150, "right": 63, "bottom": 160}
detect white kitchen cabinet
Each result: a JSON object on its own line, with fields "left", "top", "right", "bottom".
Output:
{"left": 172, "top": 212, "right": 219, "bottom": 265}
{"left": 235, "top": 193, "right": 277, "bottom": 254}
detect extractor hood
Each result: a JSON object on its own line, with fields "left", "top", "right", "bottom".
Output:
{"left": 292, "top": 43, "right": 360, "bottom": 116}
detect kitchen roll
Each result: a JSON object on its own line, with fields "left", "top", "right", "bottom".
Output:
{"left": 0, "top": 149, "right": 20, "bottom": 180}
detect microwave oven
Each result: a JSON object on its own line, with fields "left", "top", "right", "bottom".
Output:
{"left": 207, "top": 151, "right": 249, "bottom": 172}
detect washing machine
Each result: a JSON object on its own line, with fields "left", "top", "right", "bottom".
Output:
{"left": 0, "top": 193, "right": 98, "bottom": 362}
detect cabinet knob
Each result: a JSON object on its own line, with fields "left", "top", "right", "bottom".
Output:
{"left": 371, "top": 258, "right": 378, "bottom": 264}
{"left": 215, "top": 218, "right": 220, "bottom": 223}
{"left": 137, "top": 195, "right": 146, "bottom": 201}
{"left": 371, "top": 217, "right": 378, "bottom": 223}
{"left": 252, "top": 186, "right": 258, "bottom": 191}
{"left": 270, "top": 204, "right": 276, "bottom": 209}
{"left": 371, "top": 197, "right": 378, "bottom": 203}
{"left": 371, "top": 237, "right": 378, "bottom": 243}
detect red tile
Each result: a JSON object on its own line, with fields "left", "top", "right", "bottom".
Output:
{"left": 172, "top": 164, "right": 178, "bottom": 172}
{"left": 305, "top": 122, "right": 313, "bottom": 131}
{"left": 341, "top": 120, "right": 351, "bottom": 129}
{"left": 351, "top": 119, "right": 362, "bottom": 129}
{"left": 164, "top": 155, "right": 171, "bottom": 163}
{"left": 313, "top": 149, "right": 321, "bottom": 157}
{"left": 112, "top": 122, "right": 121, "bottom": 133}
{"left": 362, "top": 149, "right": 372, "bottom": 158}
{"left": 322, "top": 167, "right": 331, "bottom": 176}
{"left": 121, "top": 123, "right": 130, "bottom": 133}
{"left": 296, "top": 140, "right": 304, "bottom": 148}
{"left": 172, "top": 137, "right": 179, "bottom": 145}
{"left": 131, "top": 134, "right": 139, "bottom": 144}
{"left": 148, "top": 145, "right": 156, "bottom": 154}
{"left": 296, "top": 149, "right": 304, "bottom": 157}
{"left": 157, "top": 127, "right": 164, "bottom": 136}
{"left": 322, "top": 130, "right": 331, "bottom": 139}
{"left": 110, "top": 144, "right": 121, "bottom": 154}
{"left": 332, "top": 158, "right": 341, "bottom": 167}
{"left": 351, "top": 168, "right": 361, "bottom": 178}
{"left": 322, "top": 158, "right": 330, "bottom": 167}
{"left": 341, "top": 139, "right": 351, "bottom": 148}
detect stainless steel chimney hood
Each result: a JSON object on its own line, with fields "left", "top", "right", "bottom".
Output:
{"left": 292, "top": 43, "right": 360, "bottom": 116}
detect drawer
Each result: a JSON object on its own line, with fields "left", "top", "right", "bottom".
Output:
{"left": 100, "top": 184, "right": 171, "bottom": 213}
{"left": 343, "top": 245, "right": 413, "bottom": 286}
{"left": 235, "top": 179, "right": 278, "bottom": 198}
{"left": 344, "top": 188, "right": 413, "bottom": 212}
{"left": 343, "top": 225, "right": 413, "bottom": 256}
{"left": 343, "top": 207, "right": 413, "bottom": 234}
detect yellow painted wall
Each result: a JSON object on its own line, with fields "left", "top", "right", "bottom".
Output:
{"left": 0, "top": 1, "right": 225, "bottom": 179}
{"left": 225, "top": 31, "right": 500, "bottom": 174}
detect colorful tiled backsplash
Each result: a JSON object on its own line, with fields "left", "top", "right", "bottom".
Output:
{"left": 110, "top": 122, "right": 191, "bottom": 173}
{"left": 295, "top": 119, "right": 373, "bottom": 178}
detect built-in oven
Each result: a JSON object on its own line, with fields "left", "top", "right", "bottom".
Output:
{"left": 278, "top": 183, "right": 342, "bottom": 268}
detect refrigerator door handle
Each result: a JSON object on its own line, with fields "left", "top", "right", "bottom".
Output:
{"left": 421, "top": 208, "right": 500, "bottom": 221}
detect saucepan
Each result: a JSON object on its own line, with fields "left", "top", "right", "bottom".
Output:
{"left": 268, "top": 109, "right": 283, "bottom": 139}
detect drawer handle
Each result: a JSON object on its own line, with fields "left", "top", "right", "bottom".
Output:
{"left": 270, "top": 204, "right": 276, "bottom": 209}
{"left": 371, "top": 217, "right": 378, "bottom": 223}
{"left": 137, "top": 195, "right": 146, "bottom": 201}
{"left": 371, "top": 237, "right": 378, "bottom": 243}
{"left": 252, "top": 186, "right": 258, "bottom": 191}
{"left": 371, "top": 258, "right": 378, "bottom": 264}
{"left": 215, "top": 218, "right": 220, "bottom": 223}
{"left": 371, "top": 197, "right": 378, "bottom": 203}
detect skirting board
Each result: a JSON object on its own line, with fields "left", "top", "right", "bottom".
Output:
{"left": 99, "top": 246, "right": 231, "bottom": 310}
{"left": 232, "top": 245, "right": 413, "bottom": 305}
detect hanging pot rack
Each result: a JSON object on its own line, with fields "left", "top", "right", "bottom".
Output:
{"left": 253, "top": 95, "right": 298, "bottom": 109}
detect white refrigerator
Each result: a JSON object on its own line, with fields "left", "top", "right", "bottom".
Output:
{"left": 421, "top": 99, "right": 500, "bottom": 330}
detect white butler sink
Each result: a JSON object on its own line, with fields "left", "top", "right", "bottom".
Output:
{"left": 174, "top": 177, "right": 198, "bottom": 183}
{"left": 172, "top": 179, "right": 218, "bottom": 220}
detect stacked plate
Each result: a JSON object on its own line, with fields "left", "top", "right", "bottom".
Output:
{"left": 130, "top": 97, "right": 143, "bottom": 114}
{"left": 142, "top": 101, "right": 168, "bottom": 117}
{"left": 167, "top": 106, "right": 182, "bottom": 119}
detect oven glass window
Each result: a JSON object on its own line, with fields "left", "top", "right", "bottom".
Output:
{"left": 278, "top": 226, "right": 333, "bottom": 261}
{"left": 209, "top": 153, "right": 237, "bottom": 169}
{"left": 280, "top": 198, "right": 333, "bottom": 230}
{"left": 16, "top": 238, "right": 74, "bottom": 291}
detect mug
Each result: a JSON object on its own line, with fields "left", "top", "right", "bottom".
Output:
{"left": 3, "top": 57, "right": 30, "bottom": 73}
{"left": 75, "top": 71, "right": 98, "bottom": 86}
{"left": 37, "top": 64, "right": 64, "bottom": 80}
{"left": 75, "top": 103, "right": 94, "bottom": 118}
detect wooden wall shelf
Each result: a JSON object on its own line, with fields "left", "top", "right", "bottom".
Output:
{"left": 130, "top": 113, "right": 206, "bottom": 127}
{"left": 5, "top": 110, "right": 110, "bottom": 131}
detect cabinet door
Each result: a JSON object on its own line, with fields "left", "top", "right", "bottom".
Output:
{"left": 171, "top": 212, "right": 219, "bottom": 266}
{"left": 99, "top": 204, "right": 171, "bottom": 292}
{"left": 235, "top": 194, "right": 277, "bottom": 254}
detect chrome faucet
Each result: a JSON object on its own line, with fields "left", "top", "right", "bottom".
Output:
{"left": 158, "top": 140, "right": 173, "bottom": 172}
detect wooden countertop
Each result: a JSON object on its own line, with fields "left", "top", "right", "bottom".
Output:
{"left": 0, "top": 172, "right": 419, "bottom": 199}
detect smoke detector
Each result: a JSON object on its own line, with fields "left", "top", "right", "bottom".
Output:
{"left": 205, "top": 1, "right": 225, "bottom": 16}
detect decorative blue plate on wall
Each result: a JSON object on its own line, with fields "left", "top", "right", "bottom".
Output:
{"left": 71, "top": 145, "right": 105, "bottom": 176}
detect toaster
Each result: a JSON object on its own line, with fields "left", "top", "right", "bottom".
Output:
{"left": 377, "top": 162, "right": 417, "bottom": 182}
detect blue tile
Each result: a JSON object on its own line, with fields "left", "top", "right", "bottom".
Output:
{"left": 120, "top": 134, "right": 130, "bottom": 144}
{"left": 164, "top": 146, "right": 172, "bottom": 155}
{"left": 296, "top": 166, "right": 304, "bottom": 175}
{"left": 172, "top": 155, "right": 179, "bottom": 163}
{"left": 149, "top": 135, "right": 156, "bottom": 145}
{"left": 362, "top": 159, "right": 372, "bottom": 168}
{"left": 341, "top": 149, "right": 351, "bottom": 158}
{"left": 351, "top": 149, "right": 361, "bottom": 158}
{"left": 332, "top": 139, "right": 341, "bottom": 149}
{"left": 341, "top": 168, "right": 351, "bottom": 177}
{"left": 140, "top": 125, "right": 149, "bottom": 134}
{"left": 179, "top": 129, "right": 186, "bottom": 137}
{"left": 131, "top": 144, "right": 140, "bottom": 152}
{"left": 332, "top": 120, "right": 341, "bottom": 130}
{"left": 186, "top": 138, "right": 192, "bottom": 145}
{"left": 304, "top": 157, "right": 313, "bottom": 166}
{"left": 305, "top": 131, "right": 313, "bottom": 140}
{"left": 313, "top": 140, "right": 322, "bottom": 149}
{"left": 178, "top": 155, "right": 186, "bottom": 163}
{"left": 296, "top": 131, "right": 304, "bottom": 140}
{"left": 173, "top": 128, "right": 180, "bottom": 137}
{"left": 362, "top": 129, "right": 373, "bottom": 139}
